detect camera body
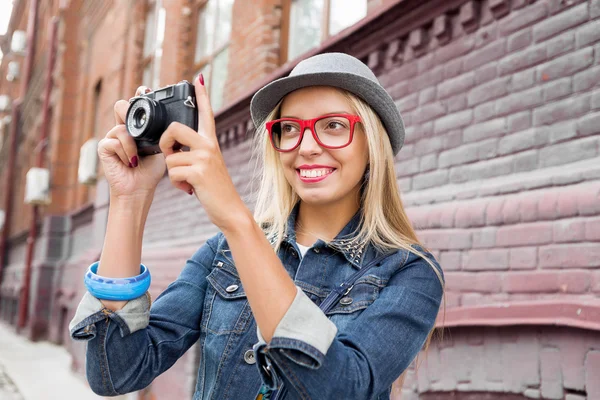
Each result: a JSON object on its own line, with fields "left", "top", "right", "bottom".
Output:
{"left": 125, "top": 81, "right": 198, "bottom": 156}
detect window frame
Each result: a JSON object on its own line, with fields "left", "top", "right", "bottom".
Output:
{"left": 191, "top": 0, "right": 232, "bottom": 106}
{"left": 282, "top": 0, "right": 366, "bottom": 62}
{"left": 142, "top": 0, "right": 164, "bottom": 89}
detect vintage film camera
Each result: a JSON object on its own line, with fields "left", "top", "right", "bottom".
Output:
{"left": 125, "top": 81, "right": 198, "bottom": 156}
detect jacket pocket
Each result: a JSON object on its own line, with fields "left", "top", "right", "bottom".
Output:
{"left": 324, "top": 277, "right": 383, "bottom": 331}
{"left": 204, "top": 261, "right": 253, "bottom": 335}
{"left": 325, "top": 276, "right": 383, "bottom": 315}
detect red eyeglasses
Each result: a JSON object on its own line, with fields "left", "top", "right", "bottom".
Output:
{"left": 266, "top": 114, "right": 362, "bottom": 152}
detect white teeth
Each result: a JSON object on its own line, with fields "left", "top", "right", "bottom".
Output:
{"left": 299, "top": 168, "right": 333, "bottom": 178}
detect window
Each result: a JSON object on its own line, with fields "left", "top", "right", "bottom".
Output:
{"left": 142, "top": 0, "right": 166, "bottom": 89}
{"left": 286, "top": 0, "right": 367, "bottom": 61}
{"left": 193, "top": 0, "right": 234, "bottom": 111}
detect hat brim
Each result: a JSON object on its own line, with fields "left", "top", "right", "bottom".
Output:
{"left": 250, "top": 72, "right": 405, "bottom": 155}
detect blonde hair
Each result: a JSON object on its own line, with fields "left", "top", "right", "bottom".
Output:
{"left": 250, "top": 87, "right": 445, "bottom": 383}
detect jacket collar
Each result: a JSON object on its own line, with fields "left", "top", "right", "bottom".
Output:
{"left": 282, "top": 202, "right": 369, "bottom": 269}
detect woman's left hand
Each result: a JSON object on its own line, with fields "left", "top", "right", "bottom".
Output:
{"left": 159, "top": 75, "right": 248, "bottom": 231}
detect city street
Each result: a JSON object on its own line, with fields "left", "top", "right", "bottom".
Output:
{"left": 0, "top": 322, "right": 103, "bottom": 400}
{"left": 0, "top": 361, "right": 22, "bottom": 400}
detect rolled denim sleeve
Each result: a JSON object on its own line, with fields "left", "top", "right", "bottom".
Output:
{"left": 69, "top": 291, "right": 151, "bottom": 340}
{"left": 255, "top": 286, "right": 338, "bottom": 365}
{"left": 254, "top": 249, "right": 444, "bottom": 399}
{"left": 69, "top": 233, "right": 220, "bottom": 397}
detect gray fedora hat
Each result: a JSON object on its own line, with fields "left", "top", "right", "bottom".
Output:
{"left": 250, "top": 52, "right": 405, "bottom": 155}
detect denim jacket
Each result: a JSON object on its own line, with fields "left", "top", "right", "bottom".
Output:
{"left": 70, "top": 206, "right": 444, "bottom": 399}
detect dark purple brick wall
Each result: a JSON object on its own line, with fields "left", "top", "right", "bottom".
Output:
{"left": 401, "top": 326, "right": 600, "bottom": 400}
{"left": 386, "top": 0, "right": 600, "bottom": 312}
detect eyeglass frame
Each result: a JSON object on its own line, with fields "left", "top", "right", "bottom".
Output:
{"left": 266, "top": 113, "right": 362, "bottom": 152}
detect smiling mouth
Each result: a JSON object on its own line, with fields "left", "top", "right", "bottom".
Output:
{"left": 295, "top": 168, "right": 337, "bottom": 183}
{"left": 297, "top": 168, "right": 335, "bottom": 178}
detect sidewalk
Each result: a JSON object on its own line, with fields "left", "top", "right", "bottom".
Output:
{"left": 0, "top": 322, "right": 104, "bottom": 400}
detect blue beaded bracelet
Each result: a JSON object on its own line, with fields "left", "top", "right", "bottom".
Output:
{"left": 84, "top": 262, "right": 151, "bottom": 301}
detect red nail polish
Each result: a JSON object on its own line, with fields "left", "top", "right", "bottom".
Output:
{"left": 198, "top": 73, "right": 204, "bottom": 86}
{"left": 188, "top": 189, "right": 194, "bottom": 195}
{"left": 128, "top": 162, "right": 133, "bottom": 168}
{"left": 131, "top": 156, "right": 138, "bottom": 167}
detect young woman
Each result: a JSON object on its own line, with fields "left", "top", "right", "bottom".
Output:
{"left": 70, "top": 52, "right": 444, "bottom": 400}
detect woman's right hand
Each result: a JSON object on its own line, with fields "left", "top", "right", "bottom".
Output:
{"left": 98, "top": 86, "right": 167, "bottom": 200}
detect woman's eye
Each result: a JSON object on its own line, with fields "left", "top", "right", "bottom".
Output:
{"left": 282, "top": 124, "right": 298, "bottom": 133}
{"left": 327, "top": 121, "right": 346, "bottom": 129}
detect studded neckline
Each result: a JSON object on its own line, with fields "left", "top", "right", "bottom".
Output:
{"left": 271, "top": 203, "right": 368, "bottom": 267}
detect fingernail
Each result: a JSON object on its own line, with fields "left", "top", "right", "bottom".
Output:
{"left": 144, "top": 88, "right": 152, "bottom": 93}
{"left": 198, "top": 73, "right": 204, "bottom": 86}
{"left": 188, "top": 189, "right": 194, "bottom": 195}
{"left": 128, "top": 162, "right": 133, "bottom": 168}
{"left": 131, "top": 156, "right": 138, "bottom": 167}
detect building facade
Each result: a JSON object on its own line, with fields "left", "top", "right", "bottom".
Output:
{"left": 0, "top": 0, "right": 599, "bottom": 399}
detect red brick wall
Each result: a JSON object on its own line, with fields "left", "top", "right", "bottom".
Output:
{"left": 225, "top": 0, "right": 284, "bottom": 103}
{"left": 0, "top": 0, "right": 33, "bottom": 238}
{"left": 49, "top": 2, "right": 83, "bottom": 215}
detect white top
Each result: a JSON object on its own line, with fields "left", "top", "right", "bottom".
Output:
{"left": 296, "top": 243, "right": 311, "bottom": 258}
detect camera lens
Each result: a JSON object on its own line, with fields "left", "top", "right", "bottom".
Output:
{"left": 133, "top": 108, "right": 147, "bottom": 129}
{"left": 126, "top": 97, "right": 165, "bottom": 140}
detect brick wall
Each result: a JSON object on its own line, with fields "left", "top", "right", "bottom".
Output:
{"left": 0, "top": 0, "right": 33, "bottom": 239}
{"left": 401, "top": 326, "right": 600, "bottom": 399}
{"left": 382, "top": 0, "right": 600, "bottom": 311}
{"left": 225, "top": 0, "right": 284, "bottom": 103}
{"left": 49, "top": 3, "right": 84, "bottom": 215}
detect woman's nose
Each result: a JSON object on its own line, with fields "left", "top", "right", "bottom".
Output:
{"left": 298, "top": 128, "right": 322, "bottom": 156}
